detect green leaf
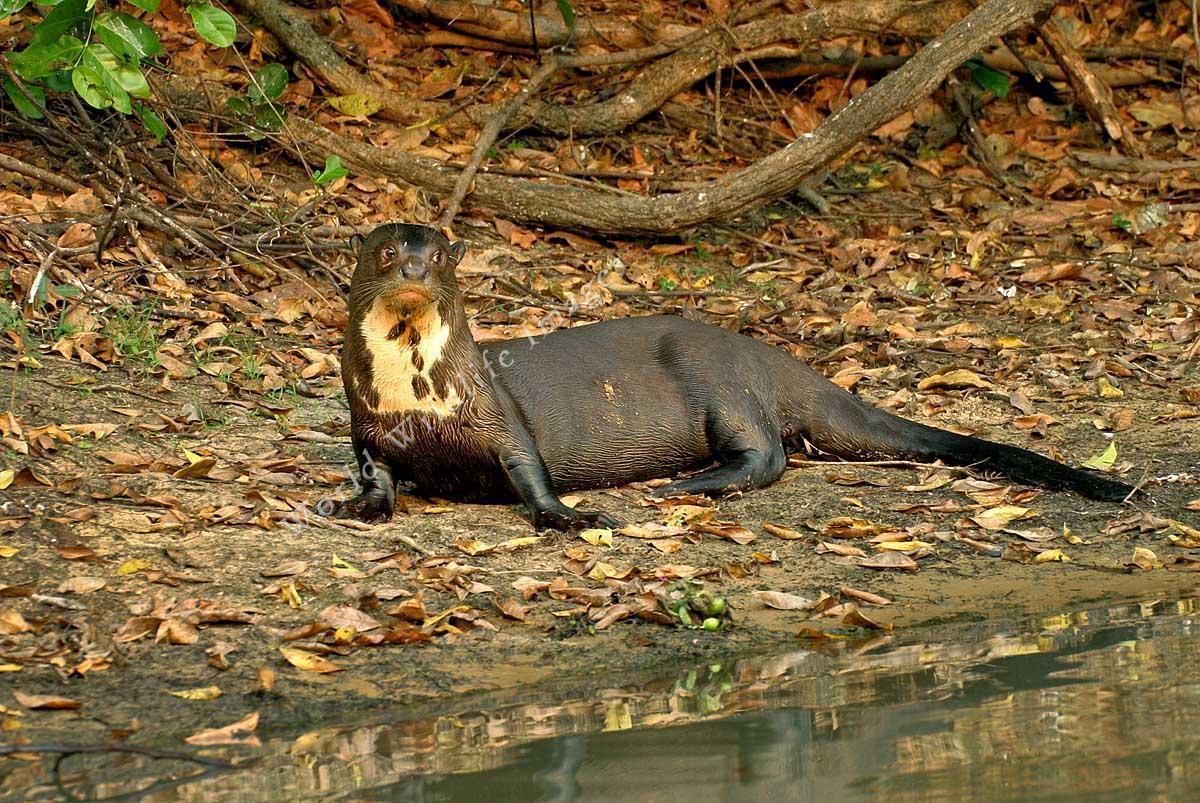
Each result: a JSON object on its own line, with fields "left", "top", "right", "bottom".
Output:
{"left": 189, "top": 2, "right": 236, "bottom": 48}
{"left": 0, "top": 1, "right": 31, "bottom": 22}
{"left": 10, "top": 35, "right": 85, "bottom": 80}
{"left": 42, "top": 70, "right": 74, "bottom": 93}
{"left": 554, "top": 0, "right": 574, "bottom": 35}
{"left": 225, "top": 95, "right": 250, "bottom": 115}
{"left": 114, "top": 62, "right": 150, "bottom": 98}
{"left": 126, "top": 0, "right": 161, "bottom": 12}
{"left": 81, "top": 43, "right": 132, "bottom": 112}
{"left": 2, "top": 77, "right": 45, "bottom": 119}
{"left": 253, "top": 101, "right": 284, "bottom": 131}
{"left": 969, "top": 62, "right": 1010, "bottom": 99}
{"left": 311, "top": 154, "right": 348, "bottom": 185}
{"left": 71, "top": 65, "right": 108, "bottom": 109}
{"left": 248, "top": 62, "right": 287, "bottom": 104}
{"left": 1081, "top": 442, "right": 1118, "bottom": 471}
{"left": 135, "top": 103, "right": 168, "bottom": 142}
{"left": 31, "top": 0, "right": 87, "bottom": 47}
{"left": 95, "top": 11, "right": 162, "bottom": 61}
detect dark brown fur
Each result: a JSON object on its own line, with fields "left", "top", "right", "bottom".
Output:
{"left": 335, "top": 224, "right": 1134, "bottom": 531}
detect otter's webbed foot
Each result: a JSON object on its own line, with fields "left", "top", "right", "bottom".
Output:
{"left": 531, "top": 505, "right": 621, "bottom": 533}
{"left": 331, "top": 488, "right": 395, "bottom": 523}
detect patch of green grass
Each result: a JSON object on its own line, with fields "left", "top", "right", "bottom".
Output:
{"left": 0, "top": 301, "right": 24, "bottom": 339}
{"left": 218, "top": 328, "right": 258, "bottom": 353}
{"left": 266, "top": 384, "right": 301, "bottom": 408}
{"left": 241, "top": 354, "right": 265, "bottom": 381}
{"left": 51, "top": 307, "right": 78, "bottom": 341}
{"left": 103, "top": 303, "right": 160, "bottom": 366}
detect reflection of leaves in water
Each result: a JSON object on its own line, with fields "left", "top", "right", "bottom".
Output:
{"left": 22, "top": 597, "right": 1200, "bottom": 802}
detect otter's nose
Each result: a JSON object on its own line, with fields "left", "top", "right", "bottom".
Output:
{"left": 400, "top": 257, "right": 428, "bottom": 280}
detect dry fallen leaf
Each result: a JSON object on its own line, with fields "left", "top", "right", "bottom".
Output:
{"left": 816, "top": 541, "right": 868, "bottom": 558}
{"left": 842, "top": 607, "right": 892, "bottom": 631}
{"left": 751, "top": 590, "right": 814, "bottom": 610}
{"left": 972, "top": 506, "right": 1036, "bottom": 530}
{"left": 280, "top": 646, "right": 343, "bottom": 673}
{"left": 494, "top": 597, "right": 528, "bottom": 622}
{"left": 260, "top": 560, "right": 308, "bottom": 577}
{"left": 856, "top": 552, "right": 919, "bottom": 571}
{"left": 168, "top": 686, "right": 223, "bottom": 701}
{"left": 819, "top": 517, "right": 894, "bottom": 539}
{"left": 14, "top": 691, "right": 80, "bottom": 710}
{"left": 762, "top": 522, "right": 804, "bottom": 540}
{"left": 57, "top": 576, "right": 107, "bottom": 594}
{"left": 1127, "top": 547, "right": 1159, "bottom": 571}
{"left": 917, "top": 369, "right": 992, "bottom": 391}
{"left": 0, "top": 610, "right": 33, "bottom": 635}
{"left": 840, "top": 586, "right": 892, "bottom": 606}
{"left": 318, "top": 604, "right": 381, "bottom": 633}
{"left": 1034, "top": 549, "right": 1070, "bottom": 563}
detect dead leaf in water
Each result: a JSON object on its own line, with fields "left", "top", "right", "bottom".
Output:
{"left": 185, "top": 711, "right": 261, "bottom": 746}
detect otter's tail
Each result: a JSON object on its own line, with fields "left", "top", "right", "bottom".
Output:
{"left": 799, "top": 381, "right": 1132, "bottom": 502}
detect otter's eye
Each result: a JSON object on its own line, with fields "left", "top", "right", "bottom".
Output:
{"left": 435, "top": 250, "right": 446, "bottom": 265}
{"left": 380, "top": 246, "right": 396, "bottom": 262}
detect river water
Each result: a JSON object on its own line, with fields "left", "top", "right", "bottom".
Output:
{"left": 9, "top": 595, "right": 1200, "bottom": 801}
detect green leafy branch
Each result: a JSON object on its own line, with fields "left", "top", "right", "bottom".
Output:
{"left": 2, "top": 1, "right": 244, "bottom": 140}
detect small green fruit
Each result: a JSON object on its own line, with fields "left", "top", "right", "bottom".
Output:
{"left": 708, "top": 597, "right": 726, "bottom": 616}
{"left": 702, "top": 617, "right": 720, "bottom": 631}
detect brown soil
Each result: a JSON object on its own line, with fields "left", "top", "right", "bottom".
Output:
{"left": 2, "top": 345, "right": 1197, "bottom": 752}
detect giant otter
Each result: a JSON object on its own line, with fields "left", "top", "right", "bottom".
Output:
{"left": 335, "top": 223, "right": 1132, "bottom": 531}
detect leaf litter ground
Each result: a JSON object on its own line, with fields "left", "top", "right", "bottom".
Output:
{"left": 2, "top": 203, "right": 1198, "bottom": 752}
{"left": 2, "top": 0, "right": 1200, "bottom": 751}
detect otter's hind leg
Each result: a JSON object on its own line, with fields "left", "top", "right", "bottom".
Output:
{"left": 651, "top": 408, "right": 786, "bottom": 498}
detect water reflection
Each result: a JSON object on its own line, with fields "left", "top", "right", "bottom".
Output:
{"left": 7, "top": 597, "right": 1200, "bottom": 801}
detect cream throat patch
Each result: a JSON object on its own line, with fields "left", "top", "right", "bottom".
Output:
{"left": 357, "top": 300, "right": 465, "bottom": 417}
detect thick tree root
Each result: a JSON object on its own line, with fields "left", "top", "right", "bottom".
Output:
{"left": 167, "top": 0, "right": 1056, "bottom": 236}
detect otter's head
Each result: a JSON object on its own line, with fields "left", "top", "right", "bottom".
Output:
{"left": 345, "top": 224, "right": 472, "bottom": 418}
{"left": 349, "top": 223, "right": 467, "bottom": 319}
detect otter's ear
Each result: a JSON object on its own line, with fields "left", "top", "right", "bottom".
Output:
{"left": 348, "top": 233, "right": 364, "bottom": 254}
{"left": 448, "top": 240, "right": 467, "bottom": 267}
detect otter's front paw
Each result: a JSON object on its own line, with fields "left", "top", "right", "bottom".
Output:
{"left": 531, "top": 506, "right": 622, "bottom": 533}
{"left": 331, "top": 494, "right": 394, "bottom": 523}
